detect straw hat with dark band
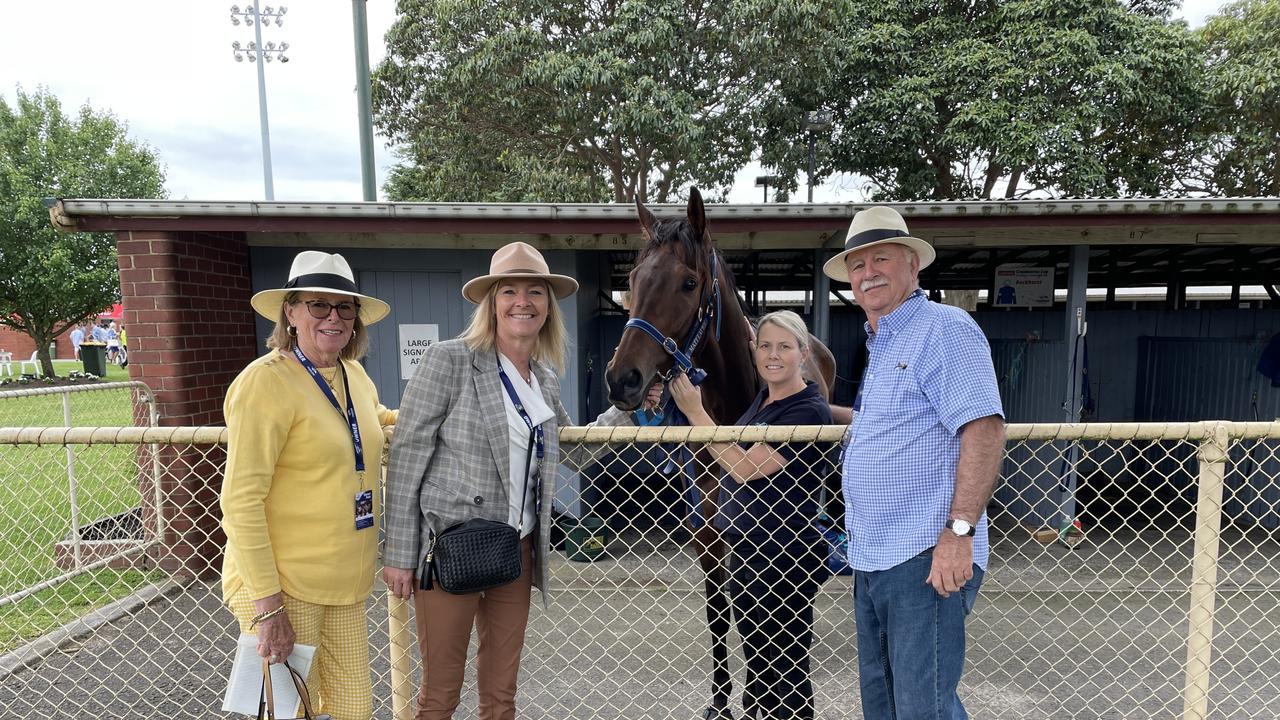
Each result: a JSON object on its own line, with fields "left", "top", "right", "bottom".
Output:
{"left": 250, "top": 251, "right": 391, "bottom": 324}
{"left": 822, "top": 206, "right": 936, "bottom": 282}
{"left": 462, "top": 241, "right": 578, "bottom": 304}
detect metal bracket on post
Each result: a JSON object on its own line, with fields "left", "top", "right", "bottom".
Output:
{"left": 1181, "top": 421, "right": 1229, "bottom": 720}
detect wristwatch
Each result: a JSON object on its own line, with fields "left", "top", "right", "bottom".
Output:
{"left": 946, "top": 518, "right": 975, "bottom": 537}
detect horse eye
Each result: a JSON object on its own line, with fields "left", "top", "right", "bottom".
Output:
{"left": 682, "top": 278, "right": 697, "bottom": 291}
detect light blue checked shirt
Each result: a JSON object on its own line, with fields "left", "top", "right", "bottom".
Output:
{"left": 842, "top": 290, "right": 1004, "bottom": 572}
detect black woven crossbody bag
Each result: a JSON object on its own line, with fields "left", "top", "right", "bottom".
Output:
{"left": 421, "top": 428, "right": 534, "bottom": 594}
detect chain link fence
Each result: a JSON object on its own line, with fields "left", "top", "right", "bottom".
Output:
{"left": 0, "top": 381, "right": 158, "bottom": 429}
{"left": 0, "top": 421, "right": 1276, "bottom": 719}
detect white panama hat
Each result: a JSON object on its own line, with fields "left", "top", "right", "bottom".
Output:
{"left": 250, "top": 251, "right": 391, "bottom": 325}
{"left": 823, "top": 206, "right": 936, "bottom": 282}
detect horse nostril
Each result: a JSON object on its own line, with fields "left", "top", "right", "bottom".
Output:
{"left": 620, "top": 368, "right": 641, "bottom": 392}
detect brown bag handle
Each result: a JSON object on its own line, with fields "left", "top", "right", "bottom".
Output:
{"left": 257, "top": 658, "right": 321, "bottom": 720}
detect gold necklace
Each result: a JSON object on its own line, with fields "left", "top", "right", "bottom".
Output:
{"left": 319, "top": 365, "right": 342, "bottom": 396}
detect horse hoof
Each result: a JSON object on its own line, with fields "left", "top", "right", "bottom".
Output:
{"left": 701, "top": 707, "right": 734, "bottom": 720}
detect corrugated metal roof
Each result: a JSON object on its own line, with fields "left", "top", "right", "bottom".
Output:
{"left": 47, "top": 196, "right": 1280, "bottom": 225}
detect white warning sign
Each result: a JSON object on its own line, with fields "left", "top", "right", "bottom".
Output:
{"left": 399, "top": 324, "right": 439, "bottom": 380}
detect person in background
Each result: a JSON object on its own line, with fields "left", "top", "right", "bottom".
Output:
{"left": 220, "top": 250, "right": 396, "bottom": 720}
{"left": 671, "top": 310, "right": 833, "bottom": 720}
{"left": 91, "top": 321, "right": 109, "bottom": 343}
{"left": 105, "top": 321, "right": 121, "bottom": 364}
{"left": 824, "top": 206, "right": 1005, "bottom": 720}
{"left": 69, "top": 323, "right": 85, "bottom": 360}
{"left": 117, "top": 326, "right": 128, "bottom": 366}
{"left": 382, "top": 241, "right": 578, "bottom": 720}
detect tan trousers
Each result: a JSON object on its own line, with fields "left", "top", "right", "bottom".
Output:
{"left": 414, "top": 536, "right": 534, "bottom": 720}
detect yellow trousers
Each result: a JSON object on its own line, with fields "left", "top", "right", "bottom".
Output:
{"left": 228, "top": 588, "right": 372, "bottom": 720}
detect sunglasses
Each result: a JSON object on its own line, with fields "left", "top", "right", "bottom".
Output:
{"left": 299, "top": 300, "right": 360, "bottom": 320}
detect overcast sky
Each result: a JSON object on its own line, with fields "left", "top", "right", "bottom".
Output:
{"left": 0, "top": 1, "right": 1229, "bottom": 206}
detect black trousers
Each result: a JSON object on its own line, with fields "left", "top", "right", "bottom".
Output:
{"left": 729, "top": 533, "right": 830, "bottom": 720}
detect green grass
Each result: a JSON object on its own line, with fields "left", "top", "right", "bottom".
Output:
{"left": 0, "top": 373, "right": 165, "bottom": 652}
{"left": 0, "top": 569, "right": 166, "bottom": 652}
{"left": 0, "top": 361, "right": 138, "bottom": 427}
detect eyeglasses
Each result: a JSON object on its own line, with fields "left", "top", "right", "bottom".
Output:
{"left": 299, "top": 300, "right": 360, "bottom": 320}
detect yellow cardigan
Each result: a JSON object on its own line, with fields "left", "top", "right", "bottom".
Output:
{"left": 220, "top": 351, "right": 397, "bottom": 605}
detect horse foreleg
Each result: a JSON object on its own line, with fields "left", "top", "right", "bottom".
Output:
{"left": 693, "top": 525, "right": 735, "bottom": 720}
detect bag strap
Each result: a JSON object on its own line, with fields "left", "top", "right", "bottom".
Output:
{"left": 258, "top": 658, "right": 275, "bottom": 720}
{"left": 258, "top": 658, "right": 319, "bottom": 720}
{"left": 516, "top": 426, "right": 535, "bottom": 534}
{"left": 285, "top": 660, "right": 320, "bottom": 719}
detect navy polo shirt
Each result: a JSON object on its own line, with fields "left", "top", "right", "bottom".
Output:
{"left": 714, "top": 381, "right": 833, "bottom": 541}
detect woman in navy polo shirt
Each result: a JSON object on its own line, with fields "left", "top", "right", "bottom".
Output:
{"left": 671, "top": 309, "right": 833, "bottom": 720}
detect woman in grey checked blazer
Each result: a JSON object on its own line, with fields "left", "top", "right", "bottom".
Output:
{"left": 382, "top": 242, "right": 578, "bottom": 720}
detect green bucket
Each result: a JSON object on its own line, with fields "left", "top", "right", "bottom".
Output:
{"left": 560, "top": 515, "right": 609, "bottom": 562}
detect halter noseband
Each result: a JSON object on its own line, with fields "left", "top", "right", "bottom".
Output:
{"left": 624, "top": 250, "right": 723, "bottom": 386}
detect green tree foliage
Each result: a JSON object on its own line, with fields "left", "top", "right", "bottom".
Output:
{"left": 372, "top": 0, "right": 836, "bottom": 203}
{"left": 762, "top": 0, "right": 1206, "bottom": 200}
{"left": 0, "top": 87, "right": 165, "bottom": 377}
{"left": 1193, "top": 0, "right": 1280, "bottom": 195}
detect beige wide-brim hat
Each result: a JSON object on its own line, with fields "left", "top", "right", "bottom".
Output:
{"left": 250, "top": 251, "right": 391, "bottom": 325}
{"left": 462, "top": 241, "right": 579, "bottom": 304}
{"left": 822, "top": 206, "right": 936, "bottom": 282}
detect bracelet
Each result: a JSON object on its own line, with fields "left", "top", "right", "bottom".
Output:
{"left": 249, "top": 605, "right": 287, "bottom": 630}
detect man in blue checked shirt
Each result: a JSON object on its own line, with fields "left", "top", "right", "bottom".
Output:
{"left": 823, "top": 206, "right": 1006, "bottom": 720}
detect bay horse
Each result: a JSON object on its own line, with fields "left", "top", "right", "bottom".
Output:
{"left": 605, "top": 187, "right": 837, "bottom": 719}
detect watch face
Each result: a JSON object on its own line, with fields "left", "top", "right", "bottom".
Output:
{"left": 950, "top": 519, "right": 973, "bottom": 536}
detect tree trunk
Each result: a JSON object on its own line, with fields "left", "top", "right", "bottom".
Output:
{"left": 1005, "top": 166, "right": 1024, "bottom": 199}
{"left": 981, "top": 154, "right": 1002, "bottom": 199}
{"left": 610, "top": 136, "right": 626, "bottom": 203}
{"left": 38, "top": 341, "right": 56, "bottom": 379}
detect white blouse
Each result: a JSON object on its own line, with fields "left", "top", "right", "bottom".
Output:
{"left": 498, "top": 353, "right": 554, "bottom": 537}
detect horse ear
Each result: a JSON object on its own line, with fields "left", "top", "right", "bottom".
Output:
{"left": 635, "top": 197, "right": 657, "bottom": 239}
{"left": 687, "top": 187, "right": 708, "bottom": 244}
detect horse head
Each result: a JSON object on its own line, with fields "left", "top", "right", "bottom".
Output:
{"left": 606, "top": 187, "right": 722, "bottom": 411}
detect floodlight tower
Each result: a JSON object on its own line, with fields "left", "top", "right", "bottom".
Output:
{"left": 231, "top": 3, "right": 289, "bottom": 201}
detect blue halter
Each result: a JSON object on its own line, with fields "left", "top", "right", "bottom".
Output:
{"left": 623, "top": 251, "right": 723, "bottom": 387}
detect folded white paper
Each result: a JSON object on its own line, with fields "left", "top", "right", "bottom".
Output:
{"left": 221, "top": 634, "right": 317, "bottom": 716}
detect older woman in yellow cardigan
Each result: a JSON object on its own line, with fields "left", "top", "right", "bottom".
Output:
{"left": 220, "top": 251, "right": 396, "bottom": 720}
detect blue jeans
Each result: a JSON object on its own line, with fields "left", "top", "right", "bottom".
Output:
{"left": 853, "top": 549, "right": 984, "bottom": 720}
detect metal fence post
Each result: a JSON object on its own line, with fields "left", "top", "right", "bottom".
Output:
{"left": 61, "top": 392, "right": 83, "bottom": 569}
{"left": 388, "top": 595, "right": 413, "bottom": 720}
{"left": 1181, "top": 421, "right": 1229, "bottom": 720}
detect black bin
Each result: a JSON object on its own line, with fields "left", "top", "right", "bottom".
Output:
{"left": 81, "top": 342, "right": 107, "bottom": 377}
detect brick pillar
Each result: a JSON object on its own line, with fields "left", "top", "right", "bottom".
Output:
{"left": 117, "top": 231, "right": 258, "bottom": 576}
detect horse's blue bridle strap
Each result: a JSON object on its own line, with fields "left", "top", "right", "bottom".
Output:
{"left": 624, "top": 317, "right": 695, "bottom": 375}
{"left": 623, "top": 251, "right": 722, "bottom": 387}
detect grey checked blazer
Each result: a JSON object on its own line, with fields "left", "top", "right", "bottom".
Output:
{"left": 383, "top": 339, "right": 569, "bottom": 602}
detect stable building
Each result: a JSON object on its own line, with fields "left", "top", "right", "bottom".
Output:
{"left": 46, "top": 197, "right": 1280, "bottom": 560}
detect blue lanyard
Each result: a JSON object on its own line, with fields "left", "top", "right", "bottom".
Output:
{"left": 496, "top": 357, "right": 545, "bottom": 460}
{"left": 292, "top": 346, "right": 365, "bottom": 475}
